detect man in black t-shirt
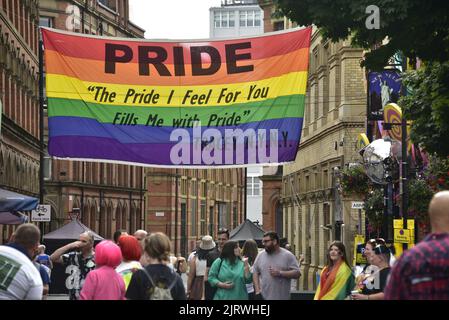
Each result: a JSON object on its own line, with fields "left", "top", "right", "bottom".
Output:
{"left": 51, "top": 232, "right": 95, "bottom": 300}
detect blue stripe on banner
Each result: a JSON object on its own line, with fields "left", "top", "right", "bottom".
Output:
{"left": 48, "top": 116, "right": 303, "bottom": 144}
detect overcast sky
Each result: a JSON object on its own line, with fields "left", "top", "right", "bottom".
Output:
{"left": 129, "top": 0, "right": 222, "bottom": 40}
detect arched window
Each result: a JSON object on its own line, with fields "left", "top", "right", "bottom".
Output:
{"left": 122, "top": 204, "right": 128, "bottom": 230}
{"left": 89, "top": 205, "right": 96, "bottom": 231}
{"left": 115, "top": 204, "right": 122, "bottom": 231}
{"left": 107, "top": 205, "right": 113, "bottom": 239}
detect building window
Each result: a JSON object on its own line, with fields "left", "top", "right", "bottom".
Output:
{"left": 214, "top": 11, "right": 235, "bottom": 28}
{"left": 239, "top": 10, "right": 261, "bottom": 27}
{"left": 247, "top": 177, "right": 261, "bottom": 196}
{"left": 273, "top": 21, "right": 284, "bottom": 31}
{"left": 191, "top": 179, "right": 198, "bottom": 196}
{"left": 200, "top": 200, "right": 207, "bottom": 236}
{"left": 200, "top": 182, "right": 206, "bottom": 198}
{"left": 191, "top": 199, "right": 197, "bottom": 237}
{"left": 181, "top": 179, "right": 187, "bottom": 196}
{"left": 98, "top": 0, "right": 117, "bottom": 12}
{"left": 39, "top": 17, "right": 53, "bottom": 28}
{"left": 233, "top": 205, "right": 238, "bottom": 228}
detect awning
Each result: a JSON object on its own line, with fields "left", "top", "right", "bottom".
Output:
{"left": 0, "top": 188, "right": 38, "bottom": 225}
{"left": 43, "top": 219, "right": 103, "bottom": 241}
{"left": 229, "top": 219, "right": 266, "bottom": 242}
{"left": 0, "top": 211, "right": 29, "bottom": 225}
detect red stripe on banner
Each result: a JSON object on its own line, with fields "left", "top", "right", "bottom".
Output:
{"left": 42, "top": 27, "right": 312, "bottom": 64}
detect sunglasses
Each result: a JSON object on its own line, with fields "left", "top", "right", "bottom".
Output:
{"left": 367, "top": 238, "right": 386, "bottom": 245}
{"left": 374, "top": 244, "right": 390, "bottom": 255}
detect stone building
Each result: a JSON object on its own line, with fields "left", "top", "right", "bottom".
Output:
{"left": 282, "top": 27, "right": 366, "bottom": 290}
{"left": 258, "top": 1, "right": 367, "bottom": 290}
{"left": 0, "top": 0, "right": 40, "bottom": 242}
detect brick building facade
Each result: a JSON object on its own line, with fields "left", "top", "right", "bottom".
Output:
{"left": 0, "top": 0, "right": 40, "bottom": 243}
{"left": 39, "top": 0, "right": 146, "bottom": 239}
{"left": 147, "top": 168, "right": 246, "bottom": 257}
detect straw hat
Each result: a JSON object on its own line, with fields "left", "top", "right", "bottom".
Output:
{"left": 199, "top": 235, "right": 216, "bottom": 250}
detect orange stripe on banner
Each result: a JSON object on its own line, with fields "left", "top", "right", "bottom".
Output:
{"left": 42, "top": 27, "right": 312, "bottom": 63}
{"left": 45, "top": 48, "right": 309, "bottom": 86}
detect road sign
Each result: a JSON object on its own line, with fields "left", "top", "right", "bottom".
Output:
{"left": 394, "top": 229, "right": 410, "bottom": 243}
{"left": 351, "top": 201, "right": 364, "bottom": 209}
{"left": 32, "top": 205, "right": 51, "bottom": 222}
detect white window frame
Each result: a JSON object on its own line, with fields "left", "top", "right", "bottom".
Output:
{"left": 214, "top": 11, "right": 235, "bottom": 28}
{"left": 247, "top": 177, "right": 261, "bottom": 196}
{"left": 239, "top": 10, "right": 261, "bottom": 27}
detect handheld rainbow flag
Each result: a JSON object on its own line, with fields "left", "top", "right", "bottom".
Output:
{"left": 42, "top": 27, "right": 311, "bottom": 167}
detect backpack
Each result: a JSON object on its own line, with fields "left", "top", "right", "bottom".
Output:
{"left": 141, "top": 268, "right": 178, "bottom": 300}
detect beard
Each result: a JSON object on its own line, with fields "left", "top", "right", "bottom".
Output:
{"left": 265, "top": 246, "right": 275, "bottom": 254}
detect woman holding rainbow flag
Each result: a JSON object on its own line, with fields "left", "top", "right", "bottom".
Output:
{"left": 314, "top": 241, "right": 355, "bottom": 300}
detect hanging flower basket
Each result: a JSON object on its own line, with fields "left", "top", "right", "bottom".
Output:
{"left": 364, "top": 188, "right": 384, "bottom": 235}
{"left": 340, "top": 165, "right": 370, "bottom": 196}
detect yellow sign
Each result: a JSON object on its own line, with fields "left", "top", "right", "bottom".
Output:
{"left": 393, "top": 219, "right": 415, "bottom": 230}
{"left": 393, "top": 219, "right": 403, "bottom": 229}
{"left": 393, "top": 243, "right": 403, "bottom": 258}
{"left": 394, "top": 229, "right": 410, "bottom": 243}
{"left": 354, "top": 235, "right": 366, "bottom": 265}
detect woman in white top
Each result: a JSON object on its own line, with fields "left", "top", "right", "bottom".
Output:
{"left": 187, "top": 235, "right": 216, "bottom": 300}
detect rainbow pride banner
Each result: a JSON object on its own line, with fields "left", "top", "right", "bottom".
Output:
{"left": 42, "top": 27, "right": 311, "bottom": 167}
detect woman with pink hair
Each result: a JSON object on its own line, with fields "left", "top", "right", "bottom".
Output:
{"left": 80, "top": 240, "right": 125, "bottom": 300}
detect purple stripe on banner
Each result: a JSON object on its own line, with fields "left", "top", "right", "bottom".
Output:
{"left": 48, "top": 117, "right": 303, "bottom": 144}
{"left": 48, "top": 136, "right": 300, "bottom": 166}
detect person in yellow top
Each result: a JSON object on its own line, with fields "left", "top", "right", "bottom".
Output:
{"left": 314, "top": 241, "right": 354, "bottom": 300}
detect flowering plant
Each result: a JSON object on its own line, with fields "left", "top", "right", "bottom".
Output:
{"left": 424, "top": 156, "right": 449, "bottom": 192}
{"left": 364, "top": 188, "right": 384, "bottom": 236}
{"left": 340, "top": 165, "right": 370, "bottom": 195}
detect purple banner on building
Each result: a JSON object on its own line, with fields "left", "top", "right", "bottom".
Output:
{"left": 368, "top": 70, "right": 402, "bottom": 120}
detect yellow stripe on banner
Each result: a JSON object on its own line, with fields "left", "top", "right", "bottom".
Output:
{"left": 45, "top": 72, "right": 308, "bottom": 107}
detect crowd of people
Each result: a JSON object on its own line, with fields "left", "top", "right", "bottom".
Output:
{"left": 0, "top": 223, "right": 300, "bottom": 300}
{"left": 313, "top": 190, "right": 449, "bottom": 300}
{"left": 1, "top": 190, "right": 449, "bottom": 300}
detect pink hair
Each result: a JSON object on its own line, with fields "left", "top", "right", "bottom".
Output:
{"left": 94, "top": 240, "right": 122, "bottom": 268}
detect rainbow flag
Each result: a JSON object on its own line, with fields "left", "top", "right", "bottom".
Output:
{"left": 42, "top": 27, "right": 311, "bottom": 167}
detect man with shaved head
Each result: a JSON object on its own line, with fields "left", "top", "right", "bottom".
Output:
{"left": 385, "top": 191, "right": 449, "bottom": 299}
{"left": 51, "top": 231, "right": 96, "bottom": 300}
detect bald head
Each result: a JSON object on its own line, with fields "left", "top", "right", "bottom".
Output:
{"left": 134, "top": 230, "right": 148, "bottom": 241}
{"left": 429, "top": 191, "right": 449, "bottom": 233}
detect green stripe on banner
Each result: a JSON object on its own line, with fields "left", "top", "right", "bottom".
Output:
{"left": 47, "top": 95, "right": 305, "bottom": 126}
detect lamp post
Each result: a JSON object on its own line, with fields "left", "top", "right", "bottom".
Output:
{"left": 38, "top": 39, "right": 45, "bottom": 241}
